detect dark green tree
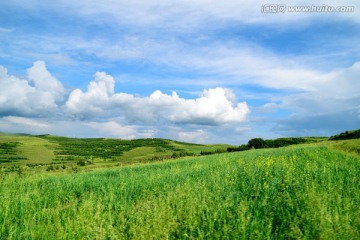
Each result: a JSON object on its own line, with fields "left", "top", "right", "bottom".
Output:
{"left": 248, "top": 138, "right": 266, "bottom": 149}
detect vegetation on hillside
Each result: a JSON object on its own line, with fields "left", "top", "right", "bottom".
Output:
{"left": 227, "top": 137, "right": 326, "bottom": 152}
{"left": 0, "top": 134, "right": 230, "bottom": 172}
{"left": 0, "top": 130, "right": 359, "bottom": 238}
{"left": 0, "top": 142, "right": 27, "bottom": 163}
{"left": 329, "top": 128, "right": 360, "bottom": 140}
{"left": 0, "top": 144, "right": 359, "bottom": 239}
{"left": 331, "top": 138, "right": 360, "bottom": 155}
{"left": 40, "top": 136, "right": 180, "bottom": 161}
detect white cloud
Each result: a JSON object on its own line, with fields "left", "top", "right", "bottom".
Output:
{"left": 178, "top": 129, "right": 208, "bottom": 143}
{"left": 65, "top": 72, "right": 115, "bottom": 117}
{"left": 53, "top": 36, "right": 336, "bottom": 93}
{"left": 16, "top": 0, "right": 358, "bottom": 27}
{"left": 65, "top": 72, "right": 250, "bottom": 125}
{"left": 277, "top": 61, "right": 360, "bottom": 115}
{"left": 27, "top": 61, "right": 66, "bottom": 102}
{"left": 317, "top": 61, "right": 360, "bottom": 98}
{"left": 1, "top": 116, "right": 49, "bottom": 128}
{"left": 153, "top": 43, "right": 334, "bottom": 91}
{"left": 1, "top": 62, "right": 249, "bottom": 131}
{"left": 85, "top": 121, "right": 137, "bottom": 139}
{"left": 1, "top": 58, "right": 358, "bottom": 143}
{"left": 0, "top": 62, "right": 65, "bottom": 117}
{"left": 2, "top": 1, "right": 358, "bottom": 94}
{"left": 1, "top": 1, "right": 358, "bottom": 143}
{"left": 266, "top": 61, "right": 360, "bottom": 136}
{"left": 147, "top": 88, "right": 249, "bottom": 125}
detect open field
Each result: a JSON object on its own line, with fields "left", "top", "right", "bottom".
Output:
{"left": 0, "top": 138, "right": 359, "bottom": 239}
{"left": 330, "top": 138, "right": 360, "bottom": 155}
{"left": 0, "top": 134, "right": 230, "bottom": 172}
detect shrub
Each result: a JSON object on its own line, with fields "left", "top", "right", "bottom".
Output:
{"left": 46, "top": 165, "right": 55, "bottom": 171}
{"left": 77, "top": 160, "right": 86, "bottom": 166}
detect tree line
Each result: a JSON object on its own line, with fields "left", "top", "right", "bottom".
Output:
{"left": 227, "top": 137, "right": 308, "bottom": 152}
{"left": 329, "top": 129, "right": 360, "bottom": 140}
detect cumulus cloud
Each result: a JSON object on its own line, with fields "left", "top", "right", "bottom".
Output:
{"left": 1, "top": 116, "right": 49, "bottom": 128}
{"left": 0, "top": 116, "right": 51, "bottom": 135}
{"left": 0, "top": 61, "right": 249, "bottom": 134}
{"left": 145, "top": 88, "right": 249, "bottom": 125}
{"left": 1, "top": 58, "right": 358, "bottom": 143}
{"left": 65, "top": 72, "right": 250, "bottom": 125}
{"left": 27, "top": 61, "right": 66, "bottom": 102}
{"left": 178, "top": 129, "right": 208, "bottom": 143}
{"left": 0, "top": 62, "right": 65, "bottom": 117}
{"left": 65, "top": 72, "right": 115, "bottom": 117}
{"left": 84, "top": 121, "right": 137, "bottom": 139}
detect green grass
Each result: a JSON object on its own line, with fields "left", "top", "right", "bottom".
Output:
{"left": 17, "top": 137, "right": 56, "bottom": 163}
{"left": 0, "top": 134, "right": 230, "bottom": 171}
{"left": 42, "top": 136, "right": 179, "bottom": 161}
{"left": 169, "top": 140, "right": 230, "bottom": 153}
{"left": 0, "top": 142, "right": 359, "bottom": 239}
{"left": 0, "top": 134, "right": 56, "bottom": 167}
{"left": 330, "top": 139, "right": 360, "bottom": 155}
{"left": 0, "top": 142, "right": 25, "bottom": 163}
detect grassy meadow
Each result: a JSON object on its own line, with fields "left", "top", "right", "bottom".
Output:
{"left": 0, "top": 136, "right": 359, "bottom": 239}
{"left": 0, "top": 133, "right": 230, "bottom": 172}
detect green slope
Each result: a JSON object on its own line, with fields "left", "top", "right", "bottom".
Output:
{"left": 330, "top": 138, "right": 360, "bottom": 155}
{"left": 0, "top": 141, "right": 359, "bottom": 239}
{"left": 0, "top": 134, "right": 231, "bottom": 171}
{"left": 329, "top": 128, "right": 360, "bottom": 140}
{"left": 0, "top": 134, "right": 55, "bottom": 164}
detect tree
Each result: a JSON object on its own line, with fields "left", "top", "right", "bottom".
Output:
{"left": 248, "top": 138, "right": 266, "bottom": 149}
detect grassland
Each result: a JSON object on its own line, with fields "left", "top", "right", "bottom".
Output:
{"left": 331, "top": 138, "right": 360, "bottom": 155}
{"left": 0, "top": 137, "right": 359, "bottom": 239}
{"left": 0, "top": 134, "right": 230, "bottom": 172}
{"left": 0, "top": 134, "right": 55, "bottom": 164}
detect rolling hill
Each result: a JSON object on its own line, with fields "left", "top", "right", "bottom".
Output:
{"left": 0, "top": 137, "right": 359, "bottom": 239}
{"left": 0, "top": 133, "right": 230, "bottom": 172}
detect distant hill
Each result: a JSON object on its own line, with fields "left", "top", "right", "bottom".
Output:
{"left": 227, "top": 136, "right": 327, "bottom": 152}
{"left": 329, "top": 129, "right": 360, "bottom": 140}
{"left": 1, "top": 128, "right": 359, "bottom": 168}
{"left": 1, "top": 134, "right": 359, "bottom": 239}
{"left": 0, "top": 133, "right": 231, "bottom": 167}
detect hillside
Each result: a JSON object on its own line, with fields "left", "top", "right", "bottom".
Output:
{"left": 329, "top": 128, "right": 360, "bottom": 140}
{"left": 0, "top": 133, "right": 230, "bottom": 172}
{"left": 0, "top": 139, "right": 359, "bottom": 239}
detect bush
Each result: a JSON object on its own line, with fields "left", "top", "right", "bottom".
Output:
{"left": 77, "top": 160, "right": 86, "bottom": 166}
{"left": 173, "top": 151, "right": 195, "bottom": 158}
{"left": 71, "top": 166, "right": 79, "bottom": 173}
{"left": 227, "top": 144, "right": 249, "bottom": 152}
{"left": 46, "top": 165, "right": 55, "bottom": 171}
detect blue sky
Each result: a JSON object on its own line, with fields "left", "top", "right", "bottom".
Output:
{"left": 0, "top": 0, "right": 359, "bottom": 144}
